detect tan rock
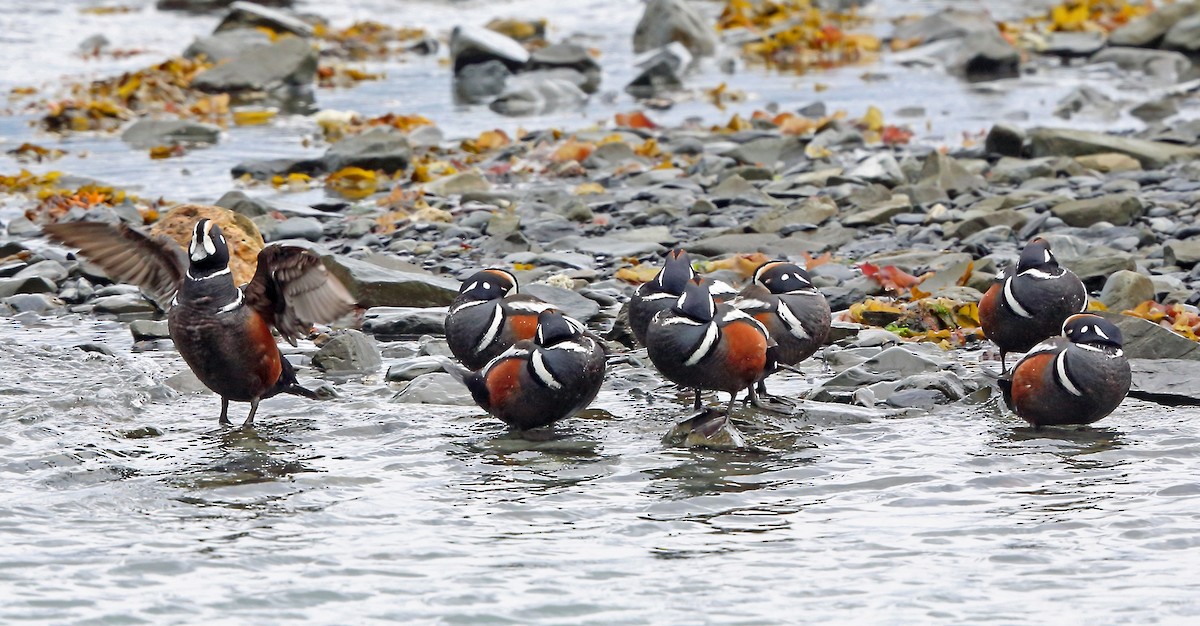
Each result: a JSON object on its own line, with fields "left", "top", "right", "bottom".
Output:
{"left": 1075, "top": 152, "right": 1142, "bottom": 173}
{"left": 150, "top": 204, "right": 264, "bottom": 286}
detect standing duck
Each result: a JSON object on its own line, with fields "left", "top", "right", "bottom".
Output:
{"left": 645, "top": 281, "right": 775, "bottom": 421}
{"left": 732, "top": 260, "right": 830, "bottom": 404}
{"left": 979, "top": 238, "right": 1087, "bottom": 368}
{"left": 454, "top": 309, "right": 606, "bottom": 430}
{"left": 45, "top": 219, "right": 355, "bottom": 426}
{"left": 999, "top": 313, "right": 1130, "bottom": 428}
{"left": 445, "top": 268, "right": 554, "bottom": 371}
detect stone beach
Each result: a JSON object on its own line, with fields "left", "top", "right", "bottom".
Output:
{"left": 3, "top": 0, "right": 1200, "bottom": 622}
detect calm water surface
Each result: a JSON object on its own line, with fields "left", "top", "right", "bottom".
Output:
{"left": 2, "top": 0, "right": 1200, "bottom": 624}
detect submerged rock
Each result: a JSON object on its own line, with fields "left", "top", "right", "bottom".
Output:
{"left": 450, "top": 25, "right": 529, "bottom": 73}
{"left": 626, "top": 42, "right": 691, "bottom": 98}
{"left": 121, "top": 119, "right": 220, "bottom": 149}
{"left": 527, "top": 43, "right": 601, "bottom": 93}
{"left": 1128, "top": 358, "right": 1200, "bottom": 405}
{"left": 453, "top": 60, "right": 511, "bottom": 104}
{"left": 392, "top": 372, "right": 475, "bottom": 406}
{"left": 489, "top": 76, "right": 587, "bottom": 116}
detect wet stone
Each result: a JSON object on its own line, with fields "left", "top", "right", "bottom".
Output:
{"left": 3, "top": 294, "right": 60, "bottom": 314}
{"left": 0, "top": 276, "right": 60, "bottom": 298}
{"left": 130, "top": 319, "right": 171, "bottom": 341}
{"left": 192, "top": 36, "right": 317, "bottom": 95}
{"left": 323, "top": 256, "right": 458, "bottom": 308}
{"left": 184, "top": 29, "right": 271, "bottom": 62}
{"left": 450, "top": 25, "right": 529, "bottom": 73}
{"left": 392, "top": 372, "right": 475, "bottom": 406}
{"left": 312, "top": 329, "right": 381, "bottom": 374}
{"left": 361, "top": 307, "right": 447, "bottom": 339}
{"left": 1101, "top": 312, "right": 1200, "bottom": 360}
{"left": 632, "top": 0, "right": 717, "bottom": 57}
{"left": 121, "top": 119, "right": 220, "bottom": 149}
{"left": 385, "top": 356, "right": 447, "bottom": 382}
{"left": 91, "top": 294, "right": 158, "bottom": 317}
{"left": 523, "top": 283, "right": 601, "bottom": 323}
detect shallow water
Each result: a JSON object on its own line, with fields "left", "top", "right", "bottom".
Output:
{"left": 4, "top": 0, "right": 1200, "bottom": 623}
{"left": 3, "top": 315, "right": 1200, "bottom": 624}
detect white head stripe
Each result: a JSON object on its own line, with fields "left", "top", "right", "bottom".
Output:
{"left": 776, "top": 300, "right": 812, "bottom": 340}
{"left": 475, "top": 304, "right": 505, "bottom": 353}
{"left": 1094, "top": 325, "right": 1109, "bottom": 340}
{"left": 684, "top": 322, "right": 719, "bottom": 366}
{"left": 530, "top": 350, "right": 562, "bottom": 389}
{"left": 1002, "top": 278, "right": 1033, "bottom": 319}
{"left": 1054, "top": 351, "right": 1083, "bottom": 397}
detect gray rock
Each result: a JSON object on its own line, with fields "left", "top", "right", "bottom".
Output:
{"left": 362, "top": 307, "right": 447, "bottom": 339}
{"left": 1029, "top": 127, "right": 1200, "bottom": 169}
{"left": 184, "top": 29, "right": 271, "bottom": 62}
{"left": 1042, "top": 31, "right": 1105, "bottom": 58}
{"left": 1164, "top": 13, "right": 1200, "bottom": 52}
{"left": 13, "top": 260, "right": 68, "bottom": 283}
{"left": 425, "top": 172, "right": 491, "bottom": 196}
{"left": 843, "top": 195, "right": 912, "bottom": 227}
{"left": 985, "top": 123, "right": 1025, "bottom": 157}
{"left": 687, "top": 233, "right": 827, "bottom": 256}
{"left": 1101, "top": 312, "right": 1200, "bottom": 360}
{"left": 1088, "top": 48, "right": 1192, "bottom": 82}
{"left": 166, "top": 369, "right": 209, "bottom": 395}
{"left": 1130, "top": 98, "right": 1179, "bottom": 123}
{"left": 0, "top": 276, "right": 57, "bottom": 298}
{"left": 748, "top": 196, "right": 837, "bottom": 233}
{"left": 1099, "top": 270, "right": 1155, "bottom": 312}
{"left": 392, "top": 372, "right": 475, "bottom": 406}
{"left": 385, "top": 356, "right": 447, "bottom": 382}
{"left": 633, "top": 0, "right": 718, "bottom": 57}
{"left": 158, "top": 0, "right": 292, "bottom": 10}
{"left": 215, "top": 190, "right": 273, "bottom": 217}
{"left": 3, "top": 294, "right": 60, "bottom": 314}
{"left": 527, "top": 43, "right": 601, "bottom": 93}
{"left": 323, "top": 256, "right": 458, "bottom": 308}
{"left": 552, "top": 235, "right": 664, "bottom": 258}
{"left": 1128, "top": 358, "right": 1200, "bottom": 403}
{"left": 450, "top": 24, "right": 529, "bottom": 73}
{"left": 1109, "top": 1, "right": 1199, "bottom": 47}
{"left": 269, "top": 217, "right": 323, "bottom": 241}
{"left": 192, "top": 35, "right": 317, "bottom": 94}
{"left": 489, "top": 76, "right": 587, "bottom": 116}
{"left": 1054, "top": 85, "right": 1119, "bottom": 120}
{"left": 950, "top": 28, "right": 1019, "bottom": 80}
{"left": 323, "top": 127, "right": 411, "bottom": 173}
{"left": 920, "top": 152, "right": 984, "bottom": 196}
{"left": 312, "top": 329, "right": 381, "bottom": 374}
{"left": 214, "top": 1, "right": 313, "bottom": 38}
{"left": 453, "top": 60, "right": 512, "bottom": 104}
{"left": 522, "top": 283, "right": 601, "bottom": 322}
{"left": 1050, "top": 194, "right": 1143, "bottom": 227}
{"left": 5, "top": 217, "right": 41, "bottom": 238}
{"left": 92, "top": 294, "right": 157, "bottom": 316}
{"left": 1061, "top": 254, "right": 1137, "bottom": 284}
{"left": 1164, "top": 239, "right": 1200, "bottom": 267}
{"left": 121, "top": 119, "right": 220, "bottom": 149}
{"left": 943, "top": 209, "right": 1027, "bottom": 240}
{"left": 78, "top": 33, "right": 110, "bottom": 55}
{"left": 130, "top": 319, "right": 171, "bottom": 341}
{"left": 817, "top": 346, "right": 942, "bottom": 394}
{"left": 847, "top": 152, "right": 905, "bottom": 186}
{"left": 891, "top": 9, "right": 996, "bottom": 43}
{"left": 662, "top": 409, "right": 747, "bottom": 450}
{"left": 627, "top": 43, "right": 692, "bottom": 97}
{"left": 230, "top": 157, "right": 323, "bottom": 181}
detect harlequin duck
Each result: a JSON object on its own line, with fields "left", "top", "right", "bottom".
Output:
{"left": 445, "top": 268, "right": 555, "bottom": 371}
{"left": 732, "top": 261, "right": 831, "bottom": 402}
{"left": 979, "top": 238, "right": 1087, "bottom": 368}
{"left": 999, "top": 313, "right": 1130, "bottom": 428}
{"left": 45, "top": 219, "right": 355, "bottom": 426}
{"left": 628, "top": 248, "right": 739, "bottom": 348}
{"left": 455, "top": 309, "right": 605, "bottom": 430}
{"left": 645, "top": 280, "right": 775, "bottom": 417}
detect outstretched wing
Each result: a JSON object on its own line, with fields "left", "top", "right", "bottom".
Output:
{"left": 43, "top": 221, "right": 186, "bottom": 309}
{"left": 243, "top": 245, "right": 356, "bottom": 345}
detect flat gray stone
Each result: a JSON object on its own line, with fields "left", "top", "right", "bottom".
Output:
{"left": 312, "top": 329, "right": 381, "bottom": 374}
{"left": 1030, "top": 127, "right": 1200, "bottom": 169}
{"left": 121, "top": 119, "right": 220, "bottom": 149}
{"left": 392, "top": 372, "right": 475, "bottom": 406}
{"left": 1050, "top": 193, "right": 1143, "bottom": 227}
{"left": 522, "top": 283, "right": 601, "bottom": 323}
{"left": 323, "top": 256, "right": 458, "bottom": 308}
{"left": 192, "top": 35, "right": 317, "bottom": 93}
{"left": 633, "top": 0, "right": 717, "bottom": 57}
{"left": 1101, "top": 312, "right": 1200, "bottom": 361}
{"left": 362, "top": 307, "right": 447, "bottom": 338}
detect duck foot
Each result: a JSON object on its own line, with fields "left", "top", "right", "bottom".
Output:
{"left": 747, "top": 384, "right": 798, "bottom": 415}
{"left": 662, "top": 408, "right": 747, "bottom": 450}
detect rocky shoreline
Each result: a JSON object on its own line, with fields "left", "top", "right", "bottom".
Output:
{"left": 4, "top": 1, "right": 1200, "bottom": 439}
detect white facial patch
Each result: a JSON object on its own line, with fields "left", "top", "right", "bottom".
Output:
{"left": 684, "top": 322, "right": 719, "bottom": 366}
{"left": 530, "top": 350, "right": 562, "bottom": 389}
{"left": 1002, "top": 278, "right": 1033, "bottom": 319}
{"left": 1054, "top": 351, "right": 1083, "bottom": 397}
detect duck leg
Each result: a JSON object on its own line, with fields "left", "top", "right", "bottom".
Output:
{"left": 219, "top": 398, "right": 232, "bottom": 426}
{"left": 747, "top": 383, "right": 796, "bottom": 415}
{"left": 242, "top": 398, "right": 260, "bottom": 427}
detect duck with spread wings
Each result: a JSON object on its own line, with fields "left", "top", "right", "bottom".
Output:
{"left": 45, "top": 218, "right": 356, "bottom": 427}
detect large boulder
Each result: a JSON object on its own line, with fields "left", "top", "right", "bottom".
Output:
{"left": 450, "top": 25, "right": 529, "bottom": 73}
{"left": 322, "top": 127, "right": 411, "bottom": 173}
{"left": 632, "top": 0, "right": 718, "bottom": 57}
{"left": 1163, "top": 13, "right": 1200, "bottom": 53}
{"left": 1029, "top": 128, "right": 1200, "bottom": 169}
{"left": 150, "top": 204, "right": 264, "bottom": 286}
{"left": 1049, "top": 194, "right": 1144, "bottom": 227}
{"left": 1099, "top": 312, "right": 1200, "bottom": 360}
{"left": 322, "top": 256, "right": 458, "bottom": 308}
{"left": 1108, "top": 1, "right": 1200, "bottom": 48}
{"left": 192, "top": 36, "right": 317, "bottom": 95}
{"left": 213, "top": 1, "right": 314, "bottom": 37}
{"left": 489, "top": 76, "right": 587, "bottom": 116}
{"left": 184, "top": 29, "right": 272, "bottom": 63}
{"left": 312, "top": 329, "right": 381, "bottom": 374}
